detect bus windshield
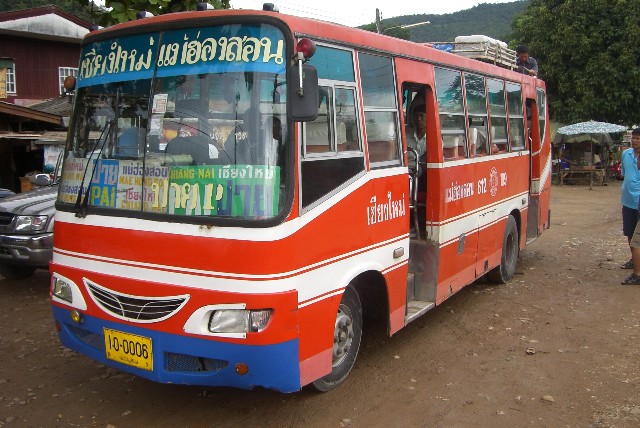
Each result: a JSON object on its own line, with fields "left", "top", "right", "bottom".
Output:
{"left": 58, "top": 23, "right": 289, "bottom": 222}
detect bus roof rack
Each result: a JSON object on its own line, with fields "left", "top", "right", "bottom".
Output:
{"left": 429, "top": 35, "right": 516, "bottom": 70}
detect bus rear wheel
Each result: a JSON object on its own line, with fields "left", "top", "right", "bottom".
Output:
{"left": 311, "top": 285, "right": 362, "bottom": 392}
{"left": 487, "top": 215, "right": 519, "bottom": 284}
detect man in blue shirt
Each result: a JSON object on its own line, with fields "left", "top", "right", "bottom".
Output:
{"left": 620, "top": 128, "right": 640, "bottom": 275}
{"left": 516, "top": 45, "right": 538, "bottom": 77}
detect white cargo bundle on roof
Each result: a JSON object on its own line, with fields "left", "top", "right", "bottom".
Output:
{"left": 448, "top": 35, "right": 517, "bottom": 69}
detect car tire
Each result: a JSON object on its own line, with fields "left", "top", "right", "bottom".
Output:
{"left": 0, "top": 264, "right": 37, "bottom": 280}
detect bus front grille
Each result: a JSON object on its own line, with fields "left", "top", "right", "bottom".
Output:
{"left": 166, "top": 352, "right": 228, "bottom": 372}
{"left": 86, "top": 280, "right": 189, "bottom": 322}
{"left": 70, "top": 325, "right": 104, "bottom": 350}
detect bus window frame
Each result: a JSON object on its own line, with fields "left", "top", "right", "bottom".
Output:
{"left": 434, "top": 66, "right": 467, "bottom": 161}
{"left": 506, "top": 81, "right": 526, "bottom": 151}
{"left": 357, "top": 51, "right": 402, "bottom": 169}
{"left": 462, "top": 72, "right": 491, "bottom": 158}
{"left": 486, "top": 77, "right": 509, "bottom": 153}
{"left": 302, "top": 42, "right": 362, "bottom": 160}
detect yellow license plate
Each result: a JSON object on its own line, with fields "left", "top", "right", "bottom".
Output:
{"left": 104, "top": 328, "right": 153, "bottom": 371}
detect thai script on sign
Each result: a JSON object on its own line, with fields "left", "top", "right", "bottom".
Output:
{"left": 79, "top": 31, "right": 284, "bottom": 81}
{"left": 367, "top": 191, "right": 406, "bottom": 226}
{"left": 58, "top": 159, "right": 280, "bottom": 218}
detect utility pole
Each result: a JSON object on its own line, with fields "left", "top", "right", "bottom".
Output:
{"left": 375, "top": 8, "right": 382, "bottom": 34}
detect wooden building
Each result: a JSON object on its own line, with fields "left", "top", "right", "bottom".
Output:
{"left": 0, "top": 5, "right": 92, "bottom": 191}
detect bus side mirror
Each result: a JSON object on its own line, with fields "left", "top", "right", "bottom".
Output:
{"left": 287, "top": 63, "right": 319, "bottom": 122}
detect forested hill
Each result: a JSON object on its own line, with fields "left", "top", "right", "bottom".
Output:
{"left": 379, "top": 1, "right": 530, "bottom": 43}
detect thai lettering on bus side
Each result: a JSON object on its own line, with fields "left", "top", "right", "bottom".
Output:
{"left": 367, "top": 192, "right": 406, "bottom": 226}
{"left": 79, "top": 35, "right": 284, "bottom": 80}
{"left": 471, "top": 168, "right": 508, "bottom": 200}
{"left": 446, "top": 181, "right": 475, "bottom": 202}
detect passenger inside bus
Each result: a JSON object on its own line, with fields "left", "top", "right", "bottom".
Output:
{"left": 405, "top": 96, "right": 428, "bottom": 239}
{"left": 224, "top": 107, "right": 260, "bottom": 164}
{"left": 469, "top": 118, "right": 498, "bottom": 155}
{"left": 265, "top": 115, "right": 284, "bottom": 165}
{"left": 406, "top": 102, "right": 427, "bottom": 192}
{"left": 406, "top": 103, "right": 427, "bottom": 160}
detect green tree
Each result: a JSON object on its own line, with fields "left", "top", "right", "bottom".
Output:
{"left": 78, "top": 0, "right": 230, "bottom": 26}
{"left": 0, "top": 0, "right": 95, "bottom": 21}
{"left": 511, "top": 0, "right": 640, "bottom": 125}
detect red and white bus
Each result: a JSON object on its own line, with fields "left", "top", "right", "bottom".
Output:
{"left": 50, "top": 4, "right": 551, "bottom": 393}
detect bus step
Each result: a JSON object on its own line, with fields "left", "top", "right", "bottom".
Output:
{"left": 525, "top": 236, "right": 538, "bottom": 245}
{"left": 407, "top": 273, "right": 415, "bottom": 302}
{"left": 405, "top": 300, "right": 435, "bottom": 325}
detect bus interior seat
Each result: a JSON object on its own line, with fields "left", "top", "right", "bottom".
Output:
{"left": 368, "top": 141, "right": 397, "bottom": 163}
{"left": 470, "top": 127, "right": 489, "bottom": 155}
{"left": 366, "top": 120, "right": 397, "bottom": 163}
{"left": 469, "top": 127, "right": 478, "bottom": 155}
{"left": 306, "top": 120, "right": 347, "bottom": 153}
{"left": 490, "top": 126, "right": 508, "bottom": 152}
{"left": 443, "top": 136, "right": 463, "bottom": 159}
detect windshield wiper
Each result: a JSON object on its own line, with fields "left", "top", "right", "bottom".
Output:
{"left": 74, "top": 119, "right": 115, "bottom": 217}
{"left": 74, "top": 88, "right": 122, "bottom": 217}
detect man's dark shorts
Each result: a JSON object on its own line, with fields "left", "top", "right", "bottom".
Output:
{"left": 622, "top": 206, "right": 639, "bottom": 237}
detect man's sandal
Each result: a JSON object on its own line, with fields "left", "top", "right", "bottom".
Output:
{"left": 622, "top": 274, "right": 640, "bottom": 285}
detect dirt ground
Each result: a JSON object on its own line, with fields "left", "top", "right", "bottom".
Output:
{"left": 2, "top": 182, "right": 640, "bottom": 428}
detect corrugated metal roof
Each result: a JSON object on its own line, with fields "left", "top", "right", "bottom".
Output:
{"left": 0, "top": 5, "right": 91, "bottom": 42}
{"left": 28, "top": 98, "right": 73, "bottom": 117}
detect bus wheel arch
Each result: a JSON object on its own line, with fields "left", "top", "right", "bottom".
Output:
{"left": 311, "top": 283, "right": 363, "bottom": 392}
{"left": 310, "top": 270, "right": 387, "bottom": 392}
{"left": 487, "top": 213, "right": 519, "bottom": 284}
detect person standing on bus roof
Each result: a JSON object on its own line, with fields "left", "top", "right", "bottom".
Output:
{"left": 515, "top": 45, "right": 538, "bottom": 77}
{"left": 620, "top": 128, "right": 640, "bottom": 271}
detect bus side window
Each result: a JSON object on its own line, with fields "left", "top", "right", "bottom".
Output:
{"left": 464, "top": 73, "right": 490, "bottom": 157}
{"left": 434, "top": 68, "right": 466, "bottom": 160}
{"left": 359, "top": 53, "right": 401, "bottom": 167}
{"left": 305, "top": 86, "right": 333, "bottom": 154}
{"left": 487, "top": 78, "right": 508, "bottom": 153}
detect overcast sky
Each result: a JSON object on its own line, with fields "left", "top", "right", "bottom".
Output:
{"left": 230, "top": 0, "right": 521, "bottom": 27}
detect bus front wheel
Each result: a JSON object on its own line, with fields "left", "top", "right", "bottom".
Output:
{"left": 311, "top": 284, "right": 362, "bottom": 392}
{"left": 487, "top": 215, "right": 519, "bottom": 284}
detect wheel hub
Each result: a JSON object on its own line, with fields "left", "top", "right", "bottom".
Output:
{"left": 331, "top": 305, "right": 354, "bottom": 367}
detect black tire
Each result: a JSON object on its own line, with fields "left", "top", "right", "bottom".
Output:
{"left": 311, "top": 285, "right": 362, "bottom": 392}
{"left": 487, "top": 215, "right": 519, "bottom": 284}
{"left": 0, "top": 264, "right": 36, "bottom": 280}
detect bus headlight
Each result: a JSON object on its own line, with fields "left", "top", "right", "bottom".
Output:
{"left": 50, "top": 274, "right": 87, "bottom": 310}
{"left": 52, "top": 276, "right": 73, "bottom": 303}
{"left": 208, "top": 309, "right": 272, "bottom": 333}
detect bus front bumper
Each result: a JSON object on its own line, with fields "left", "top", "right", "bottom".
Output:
{"left": 52, "top": 306, "right": 302, "bottom": 393}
